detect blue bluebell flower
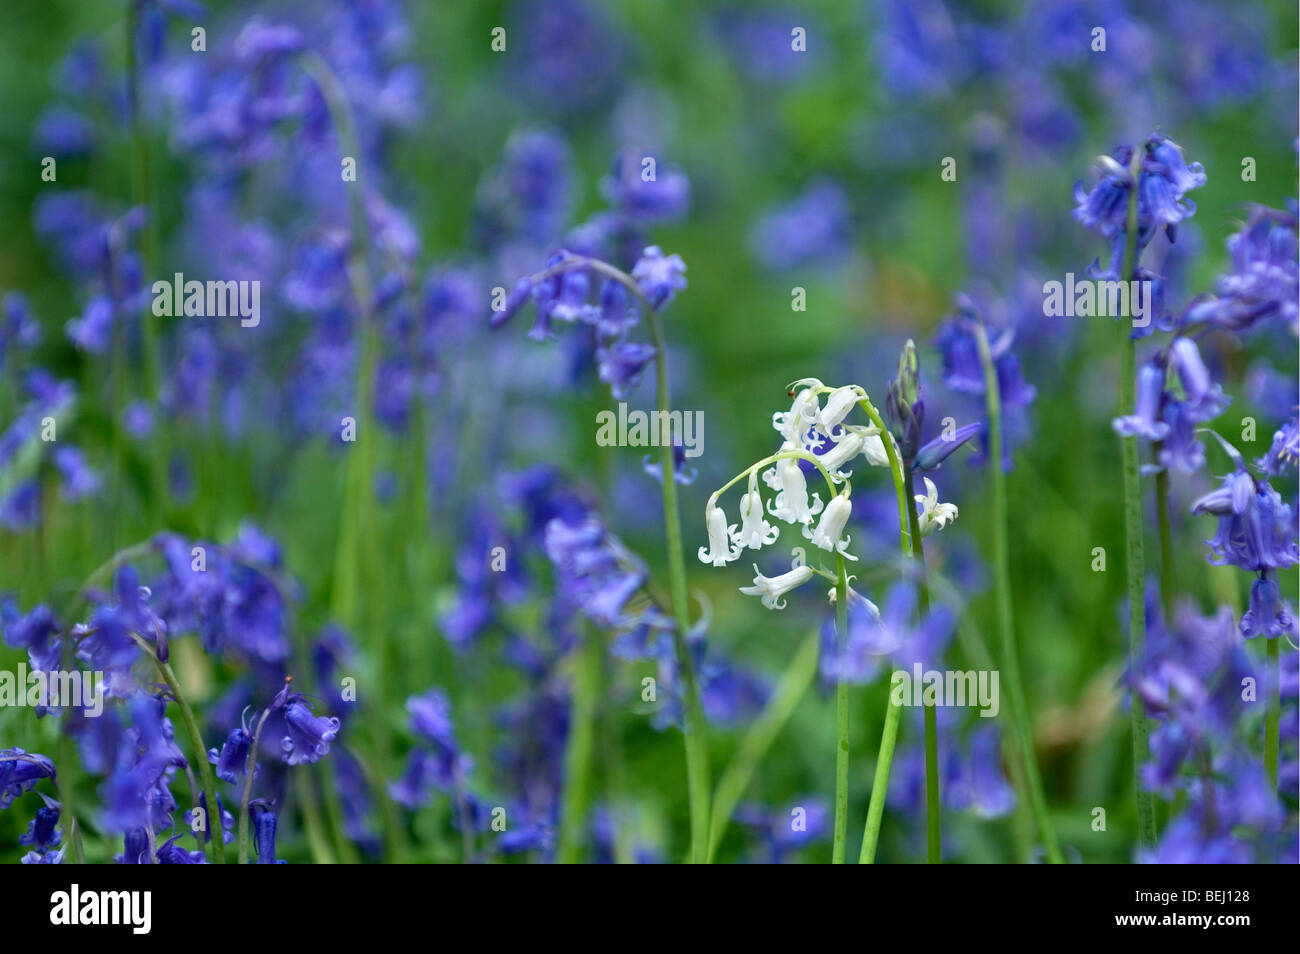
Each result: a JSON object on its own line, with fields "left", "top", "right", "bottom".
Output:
{"left": 207, "top": 728, "right": 253, "bottom": 785}
{"left": 508, "top": 0, "right": 626, "bottom": 117}
{"left": 2, "top": 602, "right": 62, "bottom": 673}
{"left": 115, "top": 829, "right": 151, "bottom": 865}
{"left": 734, "top": 798, "right": 830, "bottom": 863}
{"left": 934, "top": 301, "right": 1035, "bottom": 470}
{"left": 21, "top": 847, "right": 66, "bottom": 864}
{"left": 600, "top": 153, "right": 690, "bottom": 223}
{"left": 100, "top": 694, "right": 186, "bottom": 833}
{"left": 155, "top": 834, "right": 206, "bottom": 864}
{"left": 252, "top": 802, "right": 287, "bottom": 864}
{"left": 1, "top": 749, "right": 56, "bottom": 809}
{"left": 1259, "top": 416, "right": 1299, "bottom": 477}
{"left": 1074, "top": 135, "right": 1203, "bottom": 283}
{"left": 19, "top": 803, "right": 62, "bottom": 852}
{"left": 595, "top": 340, "right": 656, "bottom": 399}
{"left": 749, "top": 182, "right": 850, "bottom": 270}
{"left": 631, "top": 246, "right": 687, "bottom": 308}
{"left": 1184, "top": 205, "right": 1298, "bottom": 334}
{"left": 279, "top": 696, "right": 340, "bottom": 766}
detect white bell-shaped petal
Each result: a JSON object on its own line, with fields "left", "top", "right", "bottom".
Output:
{"left": 698, "top": 499, "right": 740, "bottom": 566}
{"left": 739, "top": 561, "right": 815, "bottom": 610}
{"left": 772, "top": 388, "right": 821, "bottom": 446}
{"left": 818, "top": 430, "right": 865, "bottom": 480}
{"left": 803, "top": 491, "right": 856, "bottom": 559}
{"left": 732, "top": 474, "right": 780, "bottom": 550}
{"left": 914, "top": 476, "right": 958, "bottom": 537}
{"left": 767, "top": 458, "right": 824, "bottom": 525}
{"left": 819, "top": 386, "right": 859, "bottom": 438}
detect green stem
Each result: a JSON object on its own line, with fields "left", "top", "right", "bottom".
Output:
{"left": 576, "top": 257, "right": 712, "bottom": 864}
{"left": 1265, "top": 636, "right": 1279, "bottom": 789}
{"left": 237, "top": 708, "right": 270, "bottom": 864}
{"left": 125, "top": 0, "right": 158, "bottom": 403}
{"left": 1116, "top": 144, "right": 1157, "bottom": 852}
{"left": 972, "top": 318, "right": 1064, "bottom": 864}
{"left": 903, "top": 464, "right": 941, "bottom": 863}
{"left": 53, "top": 735, "right": 87, "bottom": 864}
{"left": 300, "top": 50, "right": 406, "bottom": 863}
{"left": 558, "top": 627, "right": 602, "bottom": 863}
{"left": 708, "top": 628, "right": 820, "bottom": 861}
{"left": 856, "top": 398, "right": 912, "bottom": 864}
{"left": 859, "top": 686, "right": 903, "bottom": 863}
{"left": 1153, "top": 462, "right": 1176, "bottom": 623}
{"left": 833, "top": 553, "right": 851, "bottom": 863}
{"left": 133, "top": 637, "right": 225, "bottom": 863}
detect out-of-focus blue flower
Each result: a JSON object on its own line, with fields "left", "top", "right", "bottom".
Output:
{"left": 1, "top": 749, "right": 56, "bottom": 809}
{"left": 2, "top": 602, "right": 62, "bottom": 673}
{"left": 544, "top": 513, "right": 646, "bottom": 630}
{"left": 32, "top": 107, "right": 96, "bottom": 158}
{"left": 600, "top": 153, "right": 690, "bottom": 223}
{"left": 390, "top": 688, "right": 465, "bottom": 809}
{"left": 934, "top": 299, "right": 1035, "bottom": 470}
{"left": 100, "top": 694, "right": 186, "bottom": 833}
{"left": 1, "top": 293, "right": 42, "bottom": 364}
{"left": 821, "top": 582, "right": 955, "bottom": 685}
{"left": 713, "top": 9, "right": 817, "bottom": 85}
{"left": 642, "top": 440, "right": 698, "bottom": 486}
{"left": 631, "top": 245, "right": 687, "bottom": 308}
{"left": 508, "top": 0, "right": 627, "bottom": 117}
{"left": 52, "top": 446, "right": 101, "bottom": 501}
{"left": 946, "top": 726, "right": 1017, "bottom": 819}
{"left": 1259, "top": 416, "right": 1298, "bottom": 477}
{"left": 476, "top": 129, "right": 574, "bottom": 247}
{"left": 872, "top": 0, "right": 969, "bottom": 100}
{"left": 1184, "top": 205, "right": 1299, "bottom": 335}
{"left": 749, "top": 181, "right": 851, "bottom": 270}
{"left": 595, "top": 340, "right": 657, "bottom": 399}
{"left": 734, "top": 797, "right": 830, "bottom": 863}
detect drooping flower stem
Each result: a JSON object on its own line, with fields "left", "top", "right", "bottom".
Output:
{"left": 132, "top": 635, "right": 225, "bottom": 863}
{"left": 903, "top": 463, "right": 941, "bottom": 863}
{"left": 1116, "top": 146, "right": 1158, "bottom": 852}
{"left": 832, "top": 551, "right": 851, "bottom": 863}
{"left": 237, "top": 708, "right": 270, "bottom": 865}
{"left": 557, "top": 626, "right": 602, "bottom": 863}
{"left": 577, "top": 257, "right": 711, "bottom": 863}
{"left": 1265, "top": 636, "right": 1280, "bottom": 788}
{"left": 972, "top": 318, "right": 1064, "bottom": 865}
{"left": 855, "top": 397, "right": 912, "bottom": 864}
